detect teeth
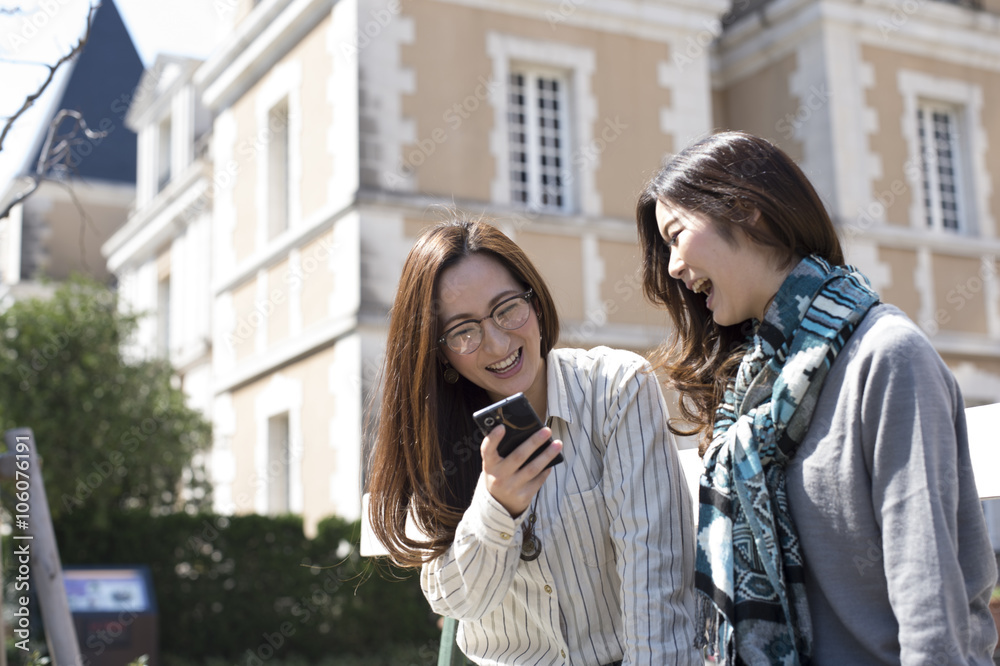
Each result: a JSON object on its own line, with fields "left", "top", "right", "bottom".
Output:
{"left": 692, "top": 278, "right": 712, "bottom": 294}
{"left": 487, "top": 349, "right": 520, "bottom": 372}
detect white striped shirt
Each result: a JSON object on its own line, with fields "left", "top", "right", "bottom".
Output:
{"left": 420, "top": 346, "right": 701, "bottom": 666}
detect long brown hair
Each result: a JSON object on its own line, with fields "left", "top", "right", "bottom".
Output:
{"left": 366, "top": 217, "right": 560, "bottom": 567}
{"left": 636, "top": 131, "right": 843, "bottom": 451}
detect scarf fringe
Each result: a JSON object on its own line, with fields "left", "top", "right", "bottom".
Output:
{"left": 695, "top": 594, "right": 727, "bottom": 663}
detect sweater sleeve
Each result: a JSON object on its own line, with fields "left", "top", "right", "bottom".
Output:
{"left": 862, "top": 324, "right": 995, "bottom": 665}
{"left": 419, "top": 472, "right": 526, "bottom": 621}
{"left": 601, "top": 358, "right": 701, "bottom": 666}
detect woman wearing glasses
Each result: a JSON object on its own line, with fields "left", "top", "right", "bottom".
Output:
{"left": 367, "top": 218, "right": 701, "bottom": 666}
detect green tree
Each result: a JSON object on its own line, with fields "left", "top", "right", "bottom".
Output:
{"left": 0, "top": 276, "right": 211, "bottom": 529}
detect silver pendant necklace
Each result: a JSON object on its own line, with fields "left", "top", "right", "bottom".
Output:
{"left": 520, "top": 509, "right": 541, "bottom": 561}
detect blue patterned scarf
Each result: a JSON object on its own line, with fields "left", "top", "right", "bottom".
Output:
{"left": 694, "top": 255, "right": 879, "bottom": 665}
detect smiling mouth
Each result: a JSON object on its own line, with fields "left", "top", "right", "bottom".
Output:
{"left": 486, "top": 348, "right": 521, "bottom": 373}
{"left": 692, "top": 278, "right": 713, "bottom": 295}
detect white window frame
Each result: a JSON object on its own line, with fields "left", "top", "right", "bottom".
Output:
{"left": 916, "top": 100, "right": 965, "bottom": 233}
{"left": 487, "top": 33, "right": 598, "bottom": 216}
{"left": 898, "top": 70, "right": 991, "bottom": 238}
{"left": 254, "top": 374, "right": 303, "bottom": 516}
{"left": 508, "top": 65, "right": 572, "bottom": 212}
{"left": 255, "top": 61, "right": 302, "bottom": 252}
{"left": 266, "top": 412, "right": 291, "bottom": 515}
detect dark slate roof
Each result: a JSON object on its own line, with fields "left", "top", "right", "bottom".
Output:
{"left": 32, "top": 0, "right": 143, "bottom": 184}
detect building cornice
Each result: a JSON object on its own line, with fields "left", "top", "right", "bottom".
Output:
{"left": 430, "top": 0, "right": 731, "bottom": 40}
{"left": 213, "top": 312, "right": 354, "bottom": 394}
{"left": 194, "top": 0, "right": 335, "bottom": 111}
{"left": 713, "top": 0, "right": 1000, "bottom": 87}
{"left": 846, "top": 223, "right": 1000, "bottom": 258}
{"left": 103, "top": 160, "right": 210, "bottom": 272}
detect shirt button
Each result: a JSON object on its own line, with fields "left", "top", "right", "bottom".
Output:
{"left": 561, "top": 649, "right": 566, "bottom": 658}
{"left": 544, "top": 585, "right": 552, "bottom": 594}
{"left": 500, "top": 532, "right": 511, "bottom": 540}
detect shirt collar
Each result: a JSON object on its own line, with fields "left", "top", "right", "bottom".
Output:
{"left": 544, "top": 348, "right": 574, "bottom": 425}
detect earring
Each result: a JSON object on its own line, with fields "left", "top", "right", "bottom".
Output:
{"left": 443, "top": 366, "right": 460, "bottom": 384}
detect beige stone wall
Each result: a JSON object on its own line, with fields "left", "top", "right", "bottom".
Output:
{"left": 981, "top": 0, "right": 1000, "bottom": 16}
{"left": 232, "top": 277, "right": 258, "bottom": 361}
{"left": 517, "top": 231, "right": 585, "bottom": 322}
{"left": 712, "top": 88, "right": 727, "bottom": 133}
{"left": 716, "top": 52, "right": 804, "bottom": 163}
{"left": 228, "top": 378, "right": 264, "bottom": 515}
{"left": 291, "top": 15, "right": 335, "bottom": 222}
{"left": 38, "top": 199, "right": 127, "bottom": 282}
{"left": 300, "top": 229, "right": 337, "bottom": 330}
{"left": 228, "top": 16, "right": 334, "bottom": 264}
{"left": 877, "top": 246, "right": 920, "bottom": 319}
{"left": 932, "top": 254, "right": 989, "bottom": 336}
{"left": 231, "top": 98, "right": 258, "bottom": 264}
{"left": 267, "top": 258, "right": 292, "bottom": 345}
{"left": 295, "top": 343, "right": 339, "bottom": 534}
{"left": 226, "top": 343, "right": 341, "bottom": 535}
{"left": 598, "top": 238, "right": 662, "bottom": 327}
{"left": 862, "top": 44, "right": 1000, "bottom": 228}
{"left": 399, "top": 0, "right": 674, "bottom": 219}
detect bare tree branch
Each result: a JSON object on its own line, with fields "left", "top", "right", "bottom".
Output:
{"left": 0, "top": 2, "right": 100, "bottom": 153}
{"left": 0, "top": 109, "right": 108, "bottom": 221}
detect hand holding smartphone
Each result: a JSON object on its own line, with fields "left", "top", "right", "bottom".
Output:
{"left": 473, "top": 392, "right": 564, "bottom": 469}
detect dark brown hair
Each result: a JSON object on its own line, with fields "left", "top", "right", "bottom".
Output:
{"left": 366, "top": 217, "right": 560, "bottom": 567}
{"left": 636, "top": 131, "right": 843, "bottom": 451}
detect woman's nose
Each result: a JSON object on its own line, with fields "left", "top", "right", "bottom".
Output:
{"left": 667, "top": 248, "right": 684, "bottom": 280}
{"left": 480, "top": 319, "right": 509, "bottom": 354}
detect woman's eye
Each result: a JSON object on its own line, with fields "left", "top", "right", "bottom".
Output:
{"left": 667, "top": 231, "right": 680, "bottom": 247}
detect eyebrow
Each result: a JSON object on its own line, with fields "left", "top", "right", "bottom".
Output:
{"left": 442, "top": 289, "right": 522, "bottom": 328}
{"left": 661, "top": 216, "right": 681, "bottom": 239}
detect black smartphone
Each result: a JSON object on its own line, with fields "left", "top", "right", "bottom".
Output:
{"left": 472, "top": 392, "right": 564, "bottom": 469}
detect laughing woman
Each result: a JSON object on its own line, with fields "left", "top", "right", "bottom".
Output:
{"left": 635, "top": 131, "right": 997, "bottom": 665}
{"left": 367, "top": 218, "right": 701, "bottom": 666}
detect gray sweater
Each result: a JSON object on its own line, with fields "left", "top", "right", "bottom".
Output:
{"left": 785, "top": 304, "right": 998, "bottom": 665}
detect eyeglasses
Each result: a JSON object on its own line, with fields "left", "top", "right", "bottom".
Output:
{"left": 438, "top": 289, "right": 534, "bottom": 354}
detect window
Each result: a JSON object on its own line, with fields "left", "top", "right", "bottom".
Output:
{"left": 917, "top": 102, "right": 964, "bottom": 232}
{"left": 267, "top": 100, "right": 290, "bottom": 240}
{"left": 157, "top": 118, "right": 172, "bottom": 192}
{"left": 508, "top": 68, "right": 569, "bottom": 211}
{"left": 267, "top": 413, "right": 290, "bottom": 515}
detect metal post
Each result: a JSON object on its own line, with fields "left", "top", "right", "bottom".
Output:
{"left": 3, "top": 428, "right": 81, "bottom": 665}
{"left": 437, "top": 616, "right": 468, "bottom": 666}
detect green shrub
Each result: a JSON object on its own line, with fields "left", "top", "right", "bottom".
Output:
{"left": 37, "top": 512, "right": 439, "bottom": 661}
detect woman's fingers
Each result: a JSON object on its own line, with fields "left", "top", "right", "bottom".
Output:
{"left": 481, "top": 426, "right": 562, "bottom": 516}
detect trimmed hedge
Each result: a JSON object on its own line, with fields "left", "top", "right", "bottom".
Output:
{"left": 47, "top": 512, "right": 439, "bottom": 661}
